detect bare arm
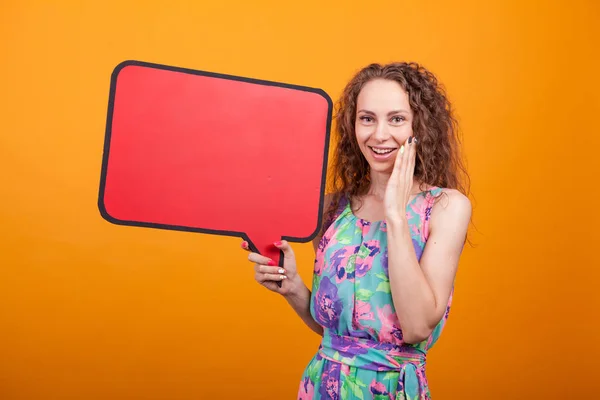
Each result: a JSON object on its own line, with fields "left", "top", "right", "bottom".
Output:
{"left": 386, "top": 189, "right": 471, "bottom": 343}
{"left": 283, "top": 279, "right": 324, "bottom": 336}
{"left": 284, "top": 193, "right": 335, "bottom": 336}
{"left": 244, "top": 194, "right": 333, "bottom": 336}
{"left": 285, "top": 193, "right": 335, "bottom": 336}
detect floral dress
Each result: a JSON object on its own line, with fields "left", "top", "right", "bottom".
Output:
{"left": 297, "top": 187, "right": 452, "bottom": 400}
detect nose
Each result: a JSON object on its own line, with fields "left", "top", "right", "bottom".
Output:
{"left": 373, "top": 121, "right": 390, "bottom": 142}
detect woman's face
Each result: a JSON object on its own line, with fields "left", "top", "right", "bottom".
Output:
{"left": 355, "top": 78, "right": 414, "bottom": 174}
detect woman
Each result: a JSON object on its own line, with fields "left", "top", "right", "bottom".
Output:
{"left": 241, "top": 62, "right": 472, "bottom": 399}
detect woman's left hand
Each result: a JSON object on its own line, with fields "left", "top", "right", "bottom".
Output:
{"left": 384, "top": 136, "right": 417, "bottom": 221}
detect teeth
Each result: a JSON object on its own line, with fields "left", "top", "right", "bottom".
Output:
{"left": 372, "top": 147, "right": 394, "bottom": 154}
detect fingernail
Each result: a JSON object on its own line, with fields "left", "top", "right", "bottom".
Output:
{"left": 400, "top": 145, "right": 405, "bottom": 154}
{"left": 414, "top": 137, "right": 418, "bottom": 144}
{"left": 281, "top": 275, "right": 287, "bottom": 280}
{"left": 268, "top": 260, "right": 277, "bottom": 266}
{"left": 408, "top": 136, "right": 413, "bottom": 144}
{"left": 273, "top": 241, "right": 282, "bottom": 246}
{"left": 278, "top": 268, "right": 285, "bottom": 274}
{"left": 241, "top": 241, "right": 248, "bottom": 248}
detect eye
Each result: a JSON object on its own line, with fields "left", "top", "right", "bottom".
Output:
{"left": 391, "top": 116, "right": 405, "bottom": 123}
{"left": 359, "top": 115, "right": 374, "bottom": 123}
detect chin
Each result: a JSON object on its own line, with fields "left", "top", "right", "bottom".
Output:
{"left": 368, "top": 161, "right": 394, "bottom": 174}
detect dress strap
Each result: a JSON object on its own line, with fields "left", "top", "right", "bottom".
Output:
{"left": 422, "top": 187, "right": 443, "bottom": 241}
{"left": 428, "top": 187, "right": 443, "bottom": 198}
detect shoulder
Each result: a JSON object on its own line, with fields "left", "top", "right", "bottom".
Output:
{"left": 430, "top": 188, "right": 472, "bottom": 230}
{"left": 432, "top": 188, "right": 471, "bottom": 211}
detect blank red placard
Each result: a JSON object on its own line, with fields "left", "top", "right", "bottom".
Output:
{"left": 98, "top": 60, "right": 332, "bottom": 266}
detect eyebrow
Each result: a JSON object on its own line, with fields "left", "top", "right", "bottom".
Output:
{"left": 357, "top": 109, "right": 409, "bottom": 116}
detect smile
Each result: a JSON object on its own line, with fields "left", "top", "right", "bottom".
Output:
{"left": 369, "top": 146, "right": 396, "bottom": 155}
{"left": 371, "top": 147, "right": 395, "bottom": 154}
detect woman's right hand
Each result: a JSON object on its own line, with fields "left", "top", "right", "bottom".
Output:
{"left": 241, "top": 240, "right": 302, "bottom": 296}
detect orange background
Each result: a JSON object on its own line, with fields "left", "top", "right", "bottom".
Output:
{"left": 1, "top": 1, "right": 599, "bottom": 399}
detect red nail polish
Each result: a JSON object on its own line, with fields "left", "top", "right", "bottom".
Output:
{"left": 273, "top": 241, "right": 282, "bottom": 246}
{"left": 267, "top": 260, "right": 277, "bottom": 266}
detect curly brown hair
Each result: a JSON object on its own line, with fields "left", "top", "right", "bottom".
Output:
{"left": 325, "top": 62, "right": 470, "bottom": 227}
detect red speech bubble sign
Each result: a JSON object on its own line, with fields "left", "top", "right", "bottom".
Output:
{"left": 98, "top": 60, "right": 332, "bottom": 268}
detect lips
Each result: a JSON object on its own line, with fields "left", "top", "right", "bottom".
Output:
{"left": 368, "top": 146, "right": 397, "bottom": 159}
{"left": 370, "top": 146, "right": 395, "bottom": 155}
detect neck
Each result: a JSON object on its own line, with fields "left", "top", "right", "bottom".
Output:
{"left": 367, "top": 170, "right": 391, "bottom": 199}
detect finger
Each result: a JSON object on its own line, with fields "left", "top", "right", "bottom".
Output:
{"left": 406, "top": 136, "right": 416, "bottom": 173}
{"left": 273, "top": 240, "right": 295, "bottom": 261}
{"left": 255, "top": 271, "right": 288, "bottom": 283}
{"left": 393, "top": 143, "right": 404, "bottom": 173}
{"left": 248, "top": 252, "right": 277, "bottom": 266}
{"left": 408, "top": 135, "right": 416, "bottom": 151}
{"left": 240, "top": 241, "right": 251, "bottom": 252}
{"left": 401, "top": 138, "right": 410, "bottom": 172}
{"left": 254, "top": 264, "right": 287, "bottom": 275}
{"left": 409, "top": 136, "right": 417, "bottom": 170}
{"left": 266, "top": 273, "right": 288, "bottom": 281}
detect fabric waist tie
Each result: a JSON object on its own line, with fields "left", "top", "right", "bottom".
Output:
{"left": 319, "top": 333, "right": 429, "bottom": 400}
